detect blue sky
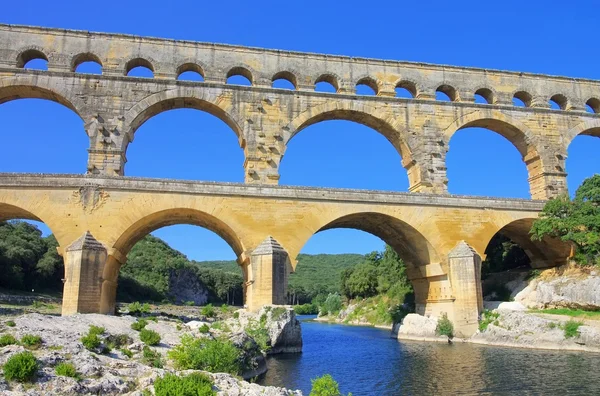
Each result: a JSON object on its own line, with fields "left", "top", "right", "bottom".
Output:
{"left": 1, "top": 0, "right": 599, "bottom": 261}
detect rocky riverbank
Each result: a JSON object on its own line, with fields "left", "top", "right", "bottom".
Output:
{"left": 0, "top": 305, "right": 303, "bottom": 395}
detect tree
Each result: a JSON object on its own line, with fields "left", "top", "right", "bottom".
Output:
{"left": 531, "top": 175, "right": 600, "bottom": 265}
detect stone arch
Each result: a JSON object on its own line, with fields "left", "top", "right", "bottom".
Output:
{"left": 436, "top": 84, "right": 459, "bottom": 101}
{"left": 122, "top": 88, "right": 247, "bottom": 150}
{"left": 124, "top": 57, "right": 155, "bottom": 76}
{"left": 512, "top": 90, "right": 533, "bottom": 107}
{"left": 393, "top": 78, "right": 420, "bottom": 98}
{"left": 71, "top": 52, "right": 103, "bottom": 72}
{"left": 271, "top": 70, "right": 298, "bottom": 90}
{"left": 355, "top": 75, "right": 380, "bottom": 95}
{"left": 565, "top": 119, "right": 600, "bottom": 149}
{"left": 226, "top": 65, "right": 255, "bottom": 85}
{"left": 314, "top": 73, "right": 342, "bottom": 92}
{"left": 473, "top": 87, "right": 496, "bottom": 104}
{"left": 15, "top": 46, "right": 49, "bottom": 68}
{"left": 176, "top": 61, "right": 206, "bottom": 80}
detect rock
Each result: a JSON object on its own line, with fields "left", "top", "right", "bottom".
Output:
{"left": 259, "top": 306, "right": 302, "bottom": 354}
{"left": 229, "top": 332, "right": 267, "bottom": 379}
{"left": 168, "top": 268, "right": 209, "bottom": 305}
{"left": 397, "top": 314, "right": 446, "bottom": 342}
{"left": 483, "top": 301, "right": 527, "bottom": 311}
{"left": 186, "top": 320, "right": 212, "bottom": 330}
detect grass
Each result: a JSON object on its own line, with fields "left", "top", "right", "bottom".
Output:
{"left": 563, "top": 320, "right": 584, "bottom": 338}
{"left": 529, "top": 308, "right": 600, "bottom": 321}
{"left": 55, "top": 362, "right": 81, "bottom": 381}
{"left": 479, "top": 310, "right": 501, "bottom": 332}
{"left": 20, "top": 334, "right": 42, "bottom": 350}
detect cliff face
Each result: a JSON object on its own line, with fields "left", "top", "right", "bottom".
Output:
{"left": 167, "top": 268, "right": 209, "bottom": 305}
{"left": 515, "top": 274, "right": 600, "bottom": 310}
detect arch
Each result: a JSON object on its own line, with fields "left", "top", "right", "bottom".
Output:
{"left": 565, "top": 119, "right": 600, "bottom": 148}
{"left": 395, "top": 80, "right": 417, "bottom": 98}
{"left": 474, "top": 87, "right": 494, "bottom": 104}
{"left": 112, "top": 208, "right": 245, "bottom": 259}
{"left": 176, "top": 62, "right": 205, "bottom": 80}
{"left": 549, "top": 94, "right": 568, "bottom": 110}
{"left": 513, "top": 90, "right": 532, "bottom": 107}
{"left": 355, "top": 76, "right": 379, "bottom": 95}
{"left": 585, "top": 98, "right": 600, "bottom": 114}
{"left": 125, "top": 58, "right": 154, "bottom": 76}
{"left": 71, "top": 52, "right": 103, "bottom": 72}
{"left": 16, "top": 48, "right": 48, "bottom": 68}
{"left": 314, "top": 74, "right": 339, "bottom": 93}
{"left": 226, "top": 66, "right": 253, "bottom": 85}
{"left": 271, "top": 71, "right": 297, "bottom": 90}
{"left": 122, "top": 88, "right": 246, "bottom": 150}
{"left": 436, "top": 84, "right": 458, "bottom": 101}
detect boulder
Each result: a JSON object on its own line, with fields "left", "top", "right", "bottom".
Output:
{"left": 515, "top": 274, "right": 600, "bottom": 310}
{"left": 259, "top": 306, "right": 303, "bottom": 354}
{"left": 397, "top": 314, "right": 446, "bottom": 341}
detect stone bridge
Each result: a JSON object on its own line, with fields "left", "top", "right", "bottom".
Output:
{"left": 0, "top": 174, "right": 571, "bottom": 336}
{"left": 0, "top": 24, "right": 592, "bottom": 336}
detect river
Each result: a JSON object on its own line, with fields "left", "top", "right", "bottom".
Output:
{"left": 259, "top": 315, "right": 600, "bottom": 395}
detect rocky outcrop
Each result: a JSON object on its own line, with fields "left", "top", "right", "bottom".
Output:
{"left": 396, "top": 314, "right": 448, "bottom": 342}
{"left": 168, "top": 268, "right": 209, "bottom": 305}
{"left": 515, "top": 273, "right": 600, "bottom": 310}
{"left": 261, "top": 306, "right": 302, "bottom": 354}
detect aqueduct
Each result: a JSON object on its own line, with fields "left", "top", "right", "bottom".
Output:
{"left": 0, "top": 24, "right": 594, "bottom": 336}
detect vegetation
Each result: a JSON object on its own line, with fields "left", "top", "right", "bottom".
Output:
{"left": 294, "top": 303, "right": 319, "bottom": 315}
{"left": 3, "top": 351, "right": 38, "bottom": 382}
{"left": 435, "top": 313, "right": 454, "bottom": 338}
{"left": 529, "top": 308, "right": 600, "bottom": 320}
{"left": 201, "top": 304, "right": 216, "bottom": 318}
{"left": 20, "top": 334, "right": 42, "bottom": 349}
{"left": 106, "top": 334, "right": 132, "bottom": 350}
{"left": 140, "top": 328, "right": 161, "bottom": 346}
{"left": 81, "top": 325, "right": 105, "bottom": 351}
{"left": 563, "top": 320, "right": 584, "bottom": 338}
{"left": 5, "top": 320, "right": 16, "bottom": 327}
{"left": 198, "top": 324, "right": 210, "bottom": 334}
{"left": 55, "top": 362, "right": 81, "bottom": 380}
{"left": 142, "top": 345, "right": 164, "bottom": 368}
{"left": 321, "top": 293, "right": 343, "bottom": 316}
{"left": 245, "top": 316, "right": 271, "bottom": 352}
{"left": 120, "top": 348, "right": 133, "bottom": 358}
{"left": 310, "top": 374, "right": 350, "bottom": 396}
{"left": 131, "top": 319, "right": 148, "bottom": 331}
{"left": 482, "top": 234, "right": 531, "bottom": 275}
{"left": 154, "top": 373, "right": 216, "bottom": 396}
{"left": 127, "top": 301, "right": 151, "bottom": 315}
{"left": 0, "top": 334, "right": 18, "bottom": 347}
{"left": 168, "top": 334, "right": 241, "bottom": 375}
{"left": 531, "top": 175, "right": 600, "bottom": 266}
{"left": 479, "top": 310, "right": 500, "bottom": 332}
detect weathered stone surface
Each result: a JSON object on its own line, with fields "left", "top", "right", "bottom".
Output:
{"left": 396, "top": 314, "right": 447, "bottom": 342}
{"left": 260, "top": 306, "right": 302, "bottom": 354}
{"left": 515, "top": 274, "right": 600, "bottom": 310}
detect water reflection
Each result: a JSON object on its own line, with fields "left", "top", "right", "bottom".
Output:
{"left": 260, "top": 316, "right": 600, "bottom": 395}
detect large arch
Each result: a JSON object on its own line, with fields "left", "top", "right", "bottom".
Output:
{"left": 565, "top": 119, "right": 600, "bottom": 148}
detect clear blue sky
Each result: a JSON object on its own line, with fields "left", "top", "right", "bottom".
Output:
{"left": 1, "top": 0, "right": 599, "bottom": 261}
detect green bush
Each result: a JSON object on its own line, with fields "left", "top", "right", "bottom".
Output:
{"left": 0, "top": 334, "right": 18, "bottom": 346}
{"left": 81, "top": 326, "right": 104, "bottom": 351}
{"left": 5, "top": 320, "right": 16, "bottom": 327}
{"left": 245, "top": 318, "right": 270, "bottom": 352}
{"left": 140, "top": 329, "right": 161, "bottom": 346}
{"left": 128, "top": 301, "right": 151, "bottom": 316}
{"left": 198, "top": 324, "right": 210, "bottom": 334}
{"left": 310, "top": 374, "right": 349, "bottom": 396}
{"left": 142, "top": 346, "right": 164, "bottom": 368}
{"left": 564, "top": 320, "right": 583, "bottom": 338}
{"left": 168, "top": 334, "right": 241, "bottom": 375}
{"left": 106, "top": 334, "right": 132, "bottom": 350}
{"left": 185, "top": 301, "right": 196, "bottom": 306}
{"left": 89, "top": 326, "right": 105, "bottom": 336}
{"left": 20, "top": 334, "right": 42, "bottom": 350}
{"left": 131, "top": 319, "right": 148, "bottom": 331}
{"left": 3, "top": 351, "right": 38, "bottom": 382}
{"left": 294, "top": 303, "right": 319, "bottom": 315}
{"left": 321, "top": 293, "right": 343, "bottom": 316}
{"left": 232, "top": 312, "right": 239, "bottom": 319}
{"left": 435, "top": 313, "right": 454, "bottom": 338}
{"left": 478, "top": 310, "right": 500, "bottom": 332}
{"left": 271, "top": 307, "right": 287, "bottom": 321}
{"left": 154, "top": 373, "right": 216, "bottom": 396}
{"left": 201, "top": 304, "right": 216, "bottom": 318}
{"left": 120, "top": 348, "right": 133, "bottom": 358}
{"left": 55, "top": 362, "right": 81, "bottom": 380}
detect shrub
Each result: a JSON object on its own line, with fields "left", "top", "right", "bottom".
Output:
{"left": 128, "top": 302, "right": 151, "bottom": 316}
{"left": 0, "top": 334, "right": 18, "bottom": 346}
{"left": 154, "top": 373, "right": 216, "bottom": 396}
{"left": 3, "top": 351, "right": 38, "bottom": 382}
{"left": 310, "top": 374, "right": 349, "bottom": 396}
{"left": 120, "top": 348, "right": 133, "bottom": 358}
{"left": 564, "top": 320, "right": 583, "bottom": 338}
{"left": 89, "top": 326, "right": 105, "bottom": 336}
{"left": 106, "top": 334, "right": 132, "bottom": 350}
{"left": 271, "top": 307, "right": 287, "bottom": 321}
{"left": 435, "top": 313, "right": 454, "bottom": 338}
{"left": 245, "top": 319, "right": 270, "bottom": 352}
{"left": 322, "top": 293, "right": 343, "bottom": 316}
{"left": 232, "top": 312, "right": 239, "bottom": 319}
{"left": 5, "top": 320, "right": 16, "bottom": 327}
{"left": 201, "top": 304, "right": 216, "bottom": 318}
{"left": 142, "top": 346, "right": 164, "bottom": 368}
{"left": 81, "top": 326, "right": 104, "bottom": 351}
{"left": 131, "top": 319, "right": 148, "bottom": 331}
{"left": 199, "top": 324, "right": 210, "bottom": 334}
{"left": 185, "top": 301, "right": 196, "bottom": 306}
{"left": 20, "top": 334, "right": 42, "bottom": 350}
{"left": 220, "top": 304, "right": 231, "bottom": 313}
{"left": 294, "top": 303, "right": 319, "bottom": 315}
{"left": 168, "top": 334, "right": 241, "bottom": 375}
{"left": 478, "top": 310, "right": 500, "bottom": 332}
{"left": 140, "top": 329, "right": 161, "bottom": 346}
{"left": 55, "top": 362, "right": 81, "bottom": 380}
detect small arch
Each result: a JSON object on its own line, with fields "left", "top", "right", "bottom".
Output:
{"left": 513, "top": 91, "right": 532, "bottom": 107}
{"left": 549, "top": 94, "right": 568, "bottom": 110}
{"left": 125, "top": 58, "right": 154, "bottom": 78}
{"left": 395, "top": 80, "right": 417, "bottom": 99}
{"left": 474, "top": 88, "right": 494, "bottom": 104}
{"left": 226, "top": 66, "right": 253, "bottom": 86}
{"left": 314, "top": 74, "right": 339, "bottom": 93}
{"left": 356, "top": 77, "right": 378, "bottom": 96}
{"left": 17, "top": 49, "right": 48, "bottom": 70}
{"left": 436, "top": 84, "right": 457, "bottom": 101}
{"left": 272, "top": 71, "right": 297, "bottom": 90}
{"left": 71, "top": 53, "right": 103, "bottom": 74}
{"left": 585, "top": 98, "right": 600, "bottom": 114}
{"left": 176, "top": 63, "right": 205, "bottom": 82}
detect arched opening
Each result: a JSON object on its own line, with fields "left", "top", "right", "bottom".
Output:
{"left": 395, "top": 81, "right": 416, "bottom": 99}
{"left": 513, "top": 91, "right": 532, "bottom": 107}
{"left": 114, "top": 210, "right": 244, "bottom": 306}
{"left": 314, "top": 74, "right": 338, "bottom": 93}
{"left": 226, "top": 66, "right": 252, "bottom": 86}
{"left": 17, "top": 49, "right": 48, "bottom": 70}
{"left": 125, "top": 58, "right": 154, "bottom": 78}
{"left": 272, "top": 71, "right": 297, "bottom": 90}
{"left": 0, "top": 87, "right": 88, "bottom": 173}
{"left": 355, "top": 77, "right": 378, "bottom": 96}
{"left": 446, "top": 118, "right": 533, "bottom": 198}
{"left": 176, "top": 63, "right": 205, "bottom": 82}
{"left": 549, "top": 94, "right": 568, "bottom": 110}
{"left": 566, "top": 127, "right": 600, "bottom": 195}
{"left": 125, "top": 99, "right": 244, "bottom": 181}
{"left": 281, "top": 111, "right": 409, "bottom": 191}
{"left": 585, "top": 98, "right": 600, "bottom": 114}
{"left": 72, "top": 53, "right": 102, "bottom": 74}
{"left": 474, "top": 88, "right": 494, "bottom": 104}
{"left": 436, "top": 84, "right": 457, "bottom": 101}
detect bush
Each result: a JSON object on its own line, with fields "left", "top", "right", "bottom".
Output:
{"left": 478, "top": 310, "right": 500, "bottom": 332}
{"left": 20, "top": 334, "right": 42, "bottom": 350}
{"left": 81, "top": 326, "right": 104, "bottom": 351}
{"left": 89, "top": 326, "right": 105, "bottom": 336}
{"left": 168, "top": 334, "right": 241, "bottom": 375}
{"left": 201, "top": 304, "right": 216, "bottom": 318}
{"left": 3, "top": 351, "right": 38, "bottom": 382}
{"left": 185, "top": 301, "right": 196, "bottom": 306}
{"left": 0, "top": 334, "right": 18, "bottom": 346}
{"left": 564, "top": 320, "right": 583, "bottom": 338}
{"left": 310, "top": 374, "right": 349, "bottom": 396}
{"left": 321, "top": 293, "right": 342, "bottom": 316}
{"left": 154, "top": 373, "right": 216, "bottom": 396}
{"left": 131, "top": 319, "right": 148, "bottom": 331}
{"left": 245, "top": 318, "right": 270, "bottom": 352}
{"left": 55, "top": 362, "right": 80, "bottom": 380}
{"left": 128, "top": 301, "right": 151, "bottom": 316}
{"left": 120, "top": 348, "right": 133, "bottom": 358}
{"left": 106, "top": 334, "right": 132, "bottom": 350}
{"left": 142, "top": 346, "right": 164, "bottom": 368}
{"left": 294, "top": 303, "right": 319, "bottom": 315}
{"left": 435, "top": 313, "right": 454, "bottom": 338}
{"left": 5, "top": 320, "right": 16, "bottom": 327}
{"left": 140, "top": 328, "right": 161, "bottom": 346}
{"left": 232, "top": 312, "right": 239, "bottom": 319}
{"left": 199, "top": 324, "right": 210, "bottom": 334}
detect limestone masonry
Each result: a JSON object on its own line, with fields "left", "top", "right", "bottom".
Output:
{"left": 0, "top": 24, "right": 594, "bottom": 335}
